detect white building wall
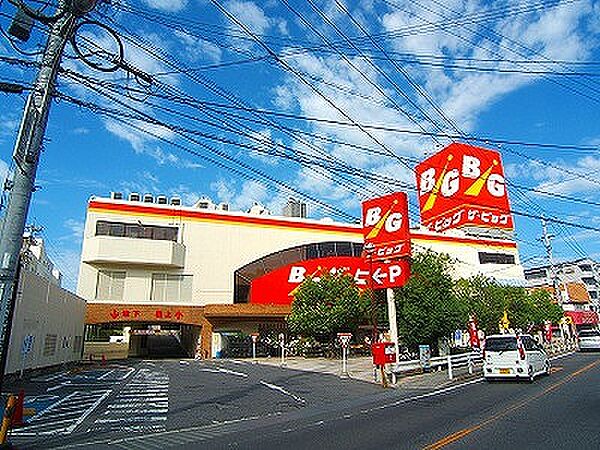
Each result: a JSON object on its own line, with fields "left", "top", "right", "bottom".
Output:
{"left": 5, "top": 269, "right": 86, "bottom": 375}
{"left": 77, "top": 198, "right": 525, "bottom": 307}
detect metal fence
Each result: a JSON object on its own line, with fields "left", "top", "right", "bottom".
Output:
{"left": 392, "top": 351, "right": 482, "bottom": 380}
{"left": 392, "top": 340, "right": 578, "bottom": 381}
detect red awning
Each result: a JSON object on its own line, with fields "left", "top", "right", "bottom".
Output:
{"left": 564, "top": 310, "right": 599, "bottom": 325}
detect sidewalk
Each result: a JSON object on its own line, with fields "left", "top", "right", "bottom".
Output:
{"left": 252, "top": 355, "right": 478, "bottom": 389}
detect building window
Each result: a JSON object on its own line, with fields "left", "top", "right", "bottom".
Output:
{"left": 478, "top": 252, "right": 515, "bottom": 265}
{"left": 580, "top": 264, "right": 593, "bottom": 272}
{"left": 96, "top": 221, "right": 178, "bottom": 242}
{"left": 151, "top": 274, "right": 193, "bottom": 303}
{"left": 590, "top": 291, "right": 598, "bottom": 300}
{"left": 96, "top": 271, "right": 126, "bottom": 301}
{"left": 43, "top": 334, "right": 57, "bottom": 357}
{"left": 582, "top": 277, "right": 596, "bottom": 286}
{"left": 525, "top": 269, "right": 547, "bottom": 279}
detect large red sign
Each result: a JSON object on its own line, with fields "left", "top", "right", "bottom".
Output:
{"left": 361, "top": 192, "right": 410, "bottom": 261}
{"left": 249, "top": 256, "right": 410, "bottom": 305}
{"left": 415, "top": 143, "right": 513, "bottom": 232}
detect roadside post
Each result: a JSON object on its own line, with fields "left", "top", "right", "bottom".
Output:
{"left": 337, "top": 332, "right": 352, "bottom": 377}
{"left": 279, "top": 333, "right": 286, "bottom": 367}
{"left": 250, "top": 333, "right": 259, "bottom": 362}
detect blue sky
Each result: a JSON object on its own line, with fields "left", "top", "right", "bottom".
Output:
{"left": 1, "top": 0, "right": 600, "bottom": 291}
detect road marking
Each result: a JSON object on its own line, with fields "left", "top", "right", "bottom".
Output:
{"left": 259, "top": 381, "right": 306, "bottom": 404}
{"left": 199, "top": 367, "right": 249, "bottom": 378}
{"left": 10, "top": 390, "right": 111, "bottom": 438}
{"left": 423, "top": 358, "right": 600, "bottom": 450}
{"left": 28, "top": 391, "right": 78, "bottom": 420}
{"left": 88, "top": 366, "right": 169, "bottom": 435}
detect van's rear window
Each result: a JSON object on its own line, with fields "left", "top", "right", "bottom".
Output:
{"left": 484, "top": 337, "right": 518, "bottom": 351}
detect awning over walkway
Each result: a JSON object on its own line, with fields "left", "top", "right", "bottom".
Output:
{"left": 564, "top": 310, "right": 599, "bottom": 325}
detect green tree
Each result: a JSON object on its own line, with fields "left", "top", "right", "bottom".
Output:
{"left": 393, "top": 251, "right": 466, "bottom": 352}
{"left": 456, "top": 276, "right": 564, "bottom": 333}
{"left": 287, "top": 272, "right": 370, "bottom": 342}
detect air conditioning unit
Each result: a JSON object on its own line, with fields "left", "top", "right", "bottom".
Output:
{"left": 219, "top": 203, "right": 229, "bottom": 211}
{"left": 156, "top": 195, "right": 168, "bottom": 205}
{"left": 129, "top": 192, "right": 141, "bottom": 202}
{"left": 170, "top": 197, "right": 181, "bottom": 206}
{"left": 197, "top": 201, "right": 210, "bottom": 209}
{"left": 143, "top": 194, "right": 154, "bottom": 203}
{"left": 110, "top": 191, "right": 123, "bottom": 200}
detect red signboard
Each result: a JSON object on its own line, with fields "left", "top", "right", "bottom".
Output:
{"left": 249, "top": 256, "right": 410, "bottom": 305}
{"left": 415, "top": 143, "right": 513, "bottom": 232}
{"left": 108, "top": 308, "right": 185, "bottom": 322}
{"left": 361, "top": 192, "right": 411, "bottom": 261}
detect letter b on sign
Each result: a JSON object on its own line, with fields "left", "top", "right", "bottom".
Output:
{"left": 364, "top": 206, "right": 382, "bottom": 227}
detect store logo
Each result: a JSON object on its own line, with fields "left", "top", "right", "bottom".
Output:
{"left": 363, "top": 200, "right": 404, "bottom": 239}
{"left": 419, "top": 154, "right": 506, "bottom": 212}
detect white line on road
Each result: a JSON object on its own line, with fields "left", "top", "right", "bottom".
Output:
{"left": 65, "top": 390, "right": 112, "bottom": 434}
{"left": 198, "top": 367, "right": 249, "bottom": 378}
{"left": 29, "top": 391, "right": 78, "bottom": 420}
{"left": 259, "top": 381, "right": 306, "bottom": 404}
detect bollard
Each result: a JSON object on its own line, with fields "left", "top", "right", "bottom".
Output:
{"left": 0, "top": 395, "right": 16, "bottom": 444}
{"left": 12, "top": 390, "right": 25, "bottom": 428}
{"left": 101, "top": 354, "right": 106, "bottom": 366}
{"left": 447, "top": 354, "right": 453, "bottom": 380}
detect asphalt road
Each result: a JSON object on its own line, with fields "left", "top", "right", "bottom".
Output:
{"left": 6, "top": 352, "right": 599, "bottom": 449}
{"left": 202, "top": 352, "right": 600, "bottom": 450}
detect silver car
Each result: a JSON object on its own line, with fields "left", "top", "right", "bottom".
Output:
{"left": 578, "top": 329, "right": 600, "bottom": 351}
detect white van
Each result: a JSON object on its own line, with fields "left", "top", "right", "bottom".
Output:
{"left": 483, "top": 334, "right": 550, "bottom": 382}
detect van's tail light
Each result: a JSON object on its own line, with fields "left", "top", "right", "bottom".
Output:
{"left": 517, "top": 338, "right": 526, "bottom": 360}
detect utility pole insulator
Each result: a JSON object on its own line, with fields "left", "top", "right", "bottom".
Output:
{"left": 0, "top": 82, "right": 25, "bottom": 94}
{"left": 8, "top": 8, "right": 34, "bottom": 42}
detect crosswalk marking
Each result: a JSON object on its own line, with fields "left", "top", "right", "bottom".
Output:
{"left": 87, "top": 365, "right": 169, "bottom": 435}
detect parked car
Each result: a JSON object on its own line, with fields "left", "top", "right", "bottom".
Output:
{"left": 483, "top": 334, "right": 550, "bottom": 382}
{"left": 577, "top": 329, "right": 600, "bottom": 352}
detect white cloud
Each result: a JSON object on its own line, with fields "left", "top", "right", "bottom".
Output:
{"left": 380, "top": 0, "right": 595, "bottom": 128}
{"left": 175, "top": 30, "right": 222, "bottom": 63}
{"left": 142, "top": 0, "right": 187, "bottom": 12}
{"left": 225, "top": 1, "right": 270, "bottom": 34}
{"left": 211, "top": 178, "right": 236, "bottom": 203}
{"left": 507, "top": 155, "right": 600, "bottom": 197}
{"left": 62, "top": 219, "right": 85, "bottom": 242}
{"left": 247, "top": 129, "right": 281, "bottom": 165}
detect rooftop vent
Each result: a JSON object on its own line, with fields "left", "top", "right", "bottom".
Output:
{"left": 110, "top": 192, "right": 123, "bottom": 200}
{"left": 219, "top": 203, "right": 229, "bottom": 211}
{"left": 143, "top": 194, "right": 154, "bottom": 203}
{"left": 170, "top": 197, "right": 181, "bottom": 206}
{"left": 129, "top": 192, "right": 141, "bottom": 202}
{"left": 156, "top": 195, "right": 168, "bottom": 205}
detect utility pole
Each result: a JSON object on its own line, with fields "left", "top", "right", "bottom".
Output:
{"left": 0, "top": 0, "right": 96, "bottom": 387}
{"left": 541, "top": 218, "right": 560, "bottom": 303}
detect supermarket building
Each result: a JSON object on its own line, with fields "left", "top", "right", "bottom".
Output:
{"left": 78, "top": 194, "right": 525, "bottom": 358}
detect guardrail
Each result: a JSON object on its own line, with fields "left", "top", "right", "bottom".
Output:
{"left": 392, "top": 340, "right": 578, "bottom": 382}
{"left": 392, "top": 351, "right": 482, "bottom": 380}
